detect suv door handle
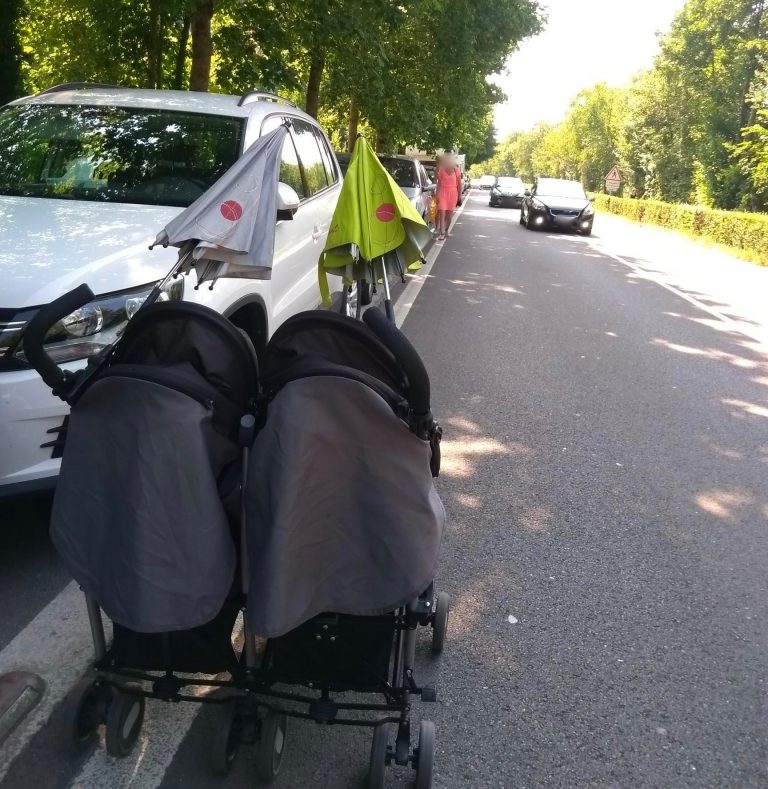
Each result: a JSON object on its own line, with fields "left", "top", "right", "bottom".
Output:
{"left": 311, "top": 225, "right": 323, "bottom": 241}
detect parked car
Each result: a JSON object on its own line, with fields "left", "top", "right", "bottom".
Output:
{"left": 489, "top": 175, "right": 525, "bottom": 208}
{"left": 377, "top": 154, "right": 435, "bottom": 222}
{"left": 479, "top": 174, "right": 496, "bottom": 190}
{"left": 0, "top": 83, "right": 344, "bottom": 497}
{"left": 520, "top": 178, "right": 594, "bottom": 235}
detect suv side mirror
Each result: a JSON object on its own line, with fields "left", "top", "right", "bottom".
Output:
{"left": 277, "top": 182, "right": 300, "bottom": 220}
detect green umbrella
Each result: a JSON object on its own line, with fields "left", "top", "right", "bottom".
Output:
{"left": 319, "top": 136, "right": 432, "bottom": 308}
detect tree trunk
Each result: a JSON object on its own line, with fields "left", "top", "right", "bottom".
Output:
{"left": 152, "top": 13, "right": 165, "bottom": 88}
{"left": 0, "top": 0, "right": 25, "bottom": 104}
{"left": 190, "top": 0, "right": 214, "bottom": 92}
{"left": 305, "top": 49, "right": 325, "bottom": 118}
{"left": 347, "top": 97, "right": 359, "bottom": 152}
{"left": 173, "top": 16, "right": 191, "bottom": 89}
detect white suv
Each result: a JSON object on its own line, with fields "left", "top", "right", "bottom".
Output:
{"left": 0, "top": 84, "right": 343, "bottom": 496}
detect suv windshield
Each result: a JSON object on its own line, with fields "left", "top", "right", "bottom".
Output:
{"left": 379, "top": 158, "right": 417, "bottom": 188}
{"left": 497, "top": 177, "right": 523, "bottom": 189}
{"left": 0, "top": 104, "right": 244, "bottom": 207}
{"left": 536, "top": 179, "right": 586, "bottom": 199}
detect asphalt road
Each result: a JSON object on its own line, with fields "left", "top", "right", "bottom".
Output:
{"left": 2, "top": 190, "right": 768, "bottom": 788}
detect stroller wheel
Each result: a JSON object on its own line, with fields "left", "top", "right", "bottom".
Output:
{"left": 105, "top": 683, "right": 145, "bottom": 758}
{"left": 67, "top": 677, "right": 106, "bottom": 751}
{"left": 431, "top": 592, "right": 450, "bottom": 654}
{"left": 210, "top": 699, "right": 241, "bottom": 776}
{"left": 255, "top": 709, "right": 287, "bottom": 783}
{"left": 367, "top": 723, "right": 389, "bottom": 789}
{"left": 415, "top": 720, "right": 436, "bottom": 789}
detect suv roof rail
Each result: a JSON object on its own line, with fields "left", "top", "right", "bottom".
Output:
{"left": 238, "top": 90, "right": 298, "bottom": 109}
{"left": 38, "top": 82, "right": 124, "bottom": 95}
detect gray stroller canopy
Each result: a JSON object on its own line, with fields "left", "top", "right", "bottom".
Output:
{"left": 246, "top": 312, "right": 445, "bottom": 638}
{"left": 51, "top": 302, "right": 258, "bottom": 633}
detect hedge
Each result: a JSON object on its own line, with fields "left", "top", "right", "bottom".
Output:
{"left": 594, "top": 195, "right": 768, "bottom": 267}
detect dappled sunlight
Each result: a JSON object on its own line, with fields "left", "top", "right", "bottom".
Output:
{"left": 440, "top": 436, "right": 522, "bottom": 479}
{"left": 490, "top": 284, "right": 523, "bottom": 294}
{"left": 707, "top": 443, "right": 744, "bottom": 461}
{"left": 518, "top": 505, "right": 551, "bottom": 533}
{"left": 722, "top": 398, "right": 768, "bottom": 419}
{"left": 695, "top": 488, "right": 754, "bottom": 521}
{"left": 651, "top": 338, "right": 763, "bottom": 369}
{"left": 445, "top": 416, "right": 484, "bottom": 434}
{"left": 751, "top": 376, "right": 768, "bottom": 388}
{"left": 454, "top": 492, "right": 481, "bottom": 509}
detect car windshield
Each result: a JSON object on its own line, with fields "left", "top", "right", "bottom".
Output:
{"left": 0, "top": 104, "right": 244, "bottom": 207}
{"left": 497, "top": 177, "right": 523, "bottom": 189}
{"left": 379, "top": 157, "right": 417, "bottom": 188}
{"left": 536, "top": 179, "right": 586, "bottom": 199}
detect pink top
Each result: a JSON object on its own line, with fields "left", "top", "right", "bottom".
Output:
{"left": 436, "top": 166, "right": 462, "bottom": 211}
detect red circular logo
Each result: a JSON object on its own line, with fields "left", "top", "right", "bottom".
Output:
{"left": 220, "top": 200, "right": 243, "bottom": 221}
{"left": 375, "top": 203, "right": 396, "bottom": 222}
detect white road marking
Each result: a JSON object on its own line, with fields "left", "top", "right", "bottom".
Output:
{"left": 586, "top": 231, "right": 768, "bottom": 350}
{"left": 394, "top": 196, "right": 470, "bottom": 327}
{"left": 0, "top": 581, "right": 102, "bottom": 781}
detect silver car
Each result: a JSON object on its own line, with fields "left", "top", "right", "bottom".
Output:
{"left": 378, "top": 155, "right": 435, "bottom": 221}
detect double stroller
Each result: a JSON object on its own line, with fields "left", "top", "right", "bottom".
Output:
{"left": 24, "top": 279, "right": 448, "bottom": 787}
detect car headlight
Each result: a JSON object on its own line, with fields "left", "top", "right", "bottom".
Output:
{"left": 582, "top": 203, "right": 595, "bottom": 217}
{"left": 16, "top": 278, "right": 184, "bottom": 364}
{"left": 531, "top": 198, "right": 546, "bottom": 210}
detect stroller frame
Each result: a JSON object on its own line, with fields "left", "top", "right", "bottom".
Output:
{"left": 25, "top": 259, "right": 447, "bottom": 786}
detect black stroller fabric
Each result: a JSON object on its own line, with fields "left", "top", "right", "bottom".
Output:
{"left": 245, "top": 312, "right": 446, "bottom": 638}
{"left": 50, "top": 302, "right": 257, "bottom": 634}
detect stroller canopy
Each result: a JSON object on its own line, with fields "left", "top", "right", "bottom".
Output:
{"left": 246, "top": 312, "right": 445, "bottom": 637}
{"left": 51, "top": 301, "right": 258, "bottom": 633}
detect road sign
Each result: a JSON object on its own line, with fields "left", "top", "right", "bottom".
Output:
{"left": 604, "top": 165, "right": 623, "bottom": 194}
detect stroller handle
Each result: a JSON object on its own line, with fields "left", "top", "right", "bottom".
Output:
{"left": 23, "top": 284, "right": 95, "bottom": 392}
{"left": 363, "top": 306, "right": 431, "bottom": 423}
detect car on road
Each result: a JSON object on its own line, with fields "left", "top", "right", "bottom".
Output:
{"left": 489, "top": 175, "right": 525, "bottom": 208}
{"left": 520, "top": 177, "right": 594, "bottom": 235}
{"left": 479, "top": 174, "right": 496, "bottom": 190}
{"left": 0, "top": 83, "right": 344, "bottom": 497}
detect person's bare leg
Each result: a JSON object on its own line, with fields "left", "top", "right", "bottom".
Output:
{"left": 437, "top": 210, "right": 446, "bottom": 239}
{"left": 445, "top": 209, "right": 455, "bottom": 235}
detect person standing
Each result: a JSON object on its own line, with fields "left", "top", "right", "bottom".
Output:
{"left": 435, "top": 153, "right": 462, "bottom": 241}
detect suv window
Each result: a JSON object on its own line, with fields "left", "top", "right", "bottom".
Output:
{"left": 313, "top": 126, "right": 337, "bottom": 185}
{"left": 0, "top": 104, "right": 244, "bottom": 207}
{"left": 291, "top": 119, "right": 328, "bottom": 197}
{"left": 259, "top": 114, "right": 306, "bottom": 199}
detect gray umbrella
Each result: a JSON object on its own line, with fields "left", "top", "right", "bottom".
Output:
{"left": 151, "top": 124, "right": 288, "bottom": 285}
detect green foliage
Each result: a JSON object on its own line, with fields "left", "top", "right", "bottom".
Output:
{"left": 595, "top": 194, "right": 768, "bottom": 265}
{"left": 14, "top": 0, "right": 544, "bottom": 157}
{"left": 479, "top": 0, "right": 768, "bottom": 212}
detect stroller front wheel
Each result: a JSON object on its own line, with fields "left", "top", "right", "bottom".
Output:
{"left": 67, "top": 677, "right": 107, "bottom": 751}
{"left": 367, "top": 723, "right": 389, "bottom": 789}
{"left": 255, "top": 709, "right": 287, "bottom": 783}
{"left": 105, "top": 684, "right": 145, "bottom": 758}
{"left": 415, "top": 720, "right": 436, "bottom": 789}
{"left": 431, "top": 592, "right": 450, "bottom": 654}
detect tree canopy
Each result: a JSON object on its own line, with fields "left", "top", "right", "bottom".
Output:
{"left": 11, "top": 0, "right": 543, "bottom": 155}
{"left": 473, "top": 0, "right": 768, "bottom": 212}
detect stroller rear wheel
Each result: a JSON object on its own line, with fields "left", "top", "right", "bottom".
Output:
{"left": 415, "top": 720, "right": 436, "bottom": 789}
{"left": 431, "top": 592, "right": 450, "bottom": 654}
{"left": 67, "top": 677, "right": 107, "bottom": 751}
{"left": 255, "top": 709, "right": 287, "bottom": 783}
{"left": 210, "top": 698, "right": 241, "bottom": 776}
{"left": 367, "top": 723, "right": 389, "bottom": 789}
{"left": 105, "top": 683, "right": 145, "bottom": 758}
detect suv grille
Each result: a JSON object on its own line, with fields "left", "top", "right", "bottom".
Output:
{"left": 0, "top": 308, "right": 36, "bottom": 370}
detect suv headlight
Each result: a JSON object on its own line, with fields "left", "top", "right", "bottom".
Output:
{"left": 582, "top": 203, "right": 595, "bottom": 217}
{"left": 16, "top": 278, "right": 183, "bottom": 364}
